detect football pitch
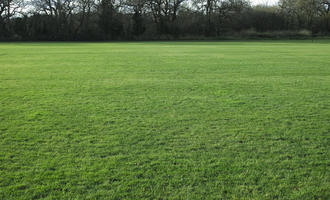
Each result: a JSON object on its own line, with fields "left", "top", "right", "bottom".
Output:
{"left": 0, "top": 41, "right": 329, "bottom": 199}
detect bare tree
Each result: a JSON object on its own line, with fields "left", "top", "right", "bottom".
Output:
{"left": 125, "top": 0, "right": 147, "bottom": 36}
{"left": 0, "top": 0, "right": 23, "bottom": 36}
{"left": 147, "top": 0, "right": 186, "bottom": 35}
{"left": 75, "top": 0, "right": 96, "bottom": 35}
{"left": 30, "top": 0, "right": 77, "bottom": 38}
{"left": 0, "top": 0, "right": 23, "bottom": 20}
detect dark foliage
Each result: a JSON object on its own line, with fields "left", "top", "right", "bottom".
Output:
{"left": 1, "top": 0, "right": 329, "bottom": 41}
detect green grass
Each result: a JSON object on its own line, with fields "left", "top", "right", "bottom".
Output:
{"left": 0, "top": 41, "right": 329, "bottom": 199}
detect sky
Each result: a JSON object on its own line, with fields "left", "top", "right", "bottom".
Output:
{"left": 250, "top": 0, "right": 279, "bottom": 5}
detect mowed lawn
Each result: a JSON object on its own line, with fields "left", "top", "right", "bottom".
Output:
{"left": 0, "top": 41, "right": 329, "bottom": 199}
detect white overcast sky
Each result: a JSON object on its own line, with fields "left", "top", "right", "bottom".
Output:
{"left": 250, "top": 0, "right": 279, "bottom": 5}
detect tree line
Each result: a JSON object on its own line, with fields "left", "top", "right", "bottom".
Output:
{"left": 0, "top": 0, "right": 329, "bottom": 40}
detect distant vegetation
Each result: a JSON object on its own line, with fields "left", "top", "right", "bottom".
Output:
{"left": 0, "top": 0, "right": 330, "bottom": 40}
{"left": 0, "top": 0, "right": 329, "bottom": 40}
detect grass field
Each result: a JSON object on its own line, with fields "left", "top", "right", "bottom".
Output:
{"left": 0, "top": 41, "right": 329, "bottom": 199}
